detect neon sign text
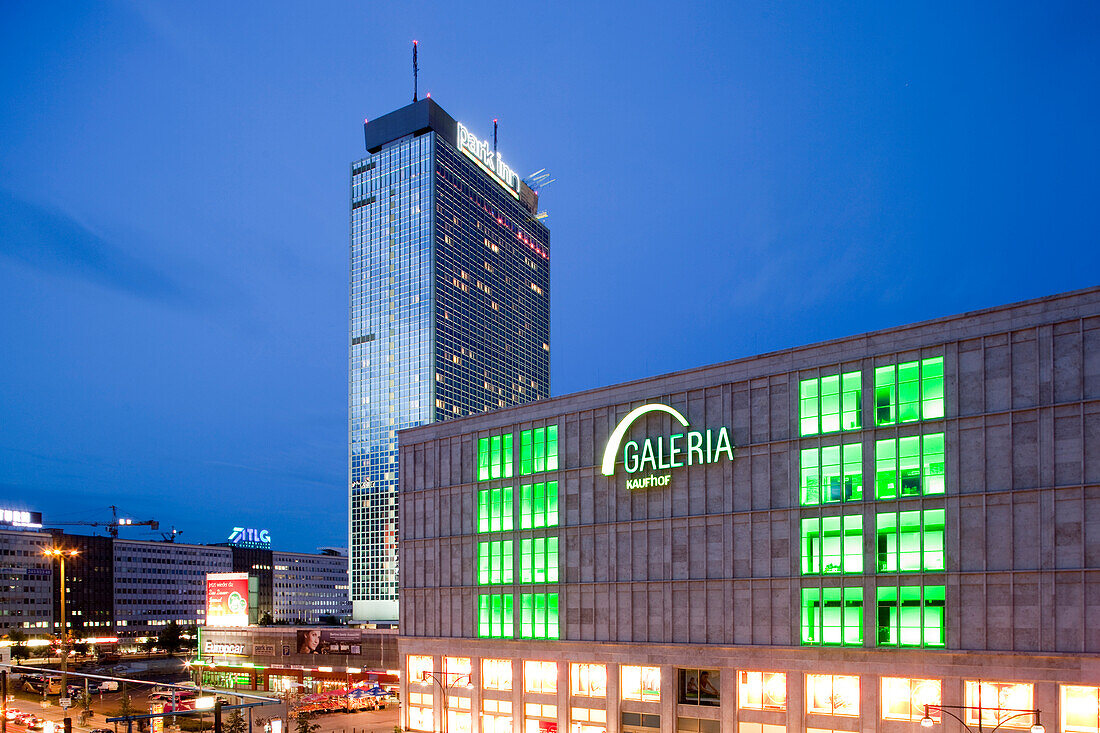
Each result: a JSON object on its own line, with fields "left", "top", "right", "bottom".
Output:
{"left": 456, "top": 122, "right": 520, "bottom": 196}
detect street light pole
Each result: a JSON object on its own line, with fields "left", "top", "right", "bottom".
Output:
{"left": 921, "top": 704, "right": 1045, "bottom": 733}
{"left": 45, "top": 548, "right": 80, "bottom": 711}
{"left": 420, "top": 672, "right": 471, "bottom": 733}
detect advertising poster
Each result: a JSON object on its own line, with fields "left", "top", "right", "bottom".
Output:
{"left": 678, "top": 669, "right": 720, "bottom": 707}
{"left": 296, "top": 628, "right": 363, "bottom": 655}
{"left": 205, "top": 573, "right": 250, "bottom": 627}
{"left": 150, "top": 703, "right": 164, "bottom": 733}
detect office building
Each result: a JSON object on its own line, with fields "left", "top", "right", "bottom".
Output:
{"left": 0, "top": 526, "right": 53, "bottom": 634}
{"left": 397, "top": 287, "right": 1100, "bottom": 733}
{"left": 350, "top": 97, "right": 550, "bottom": 621}
{"left": 273, "top": 549, "right": 352, "bottom": 624}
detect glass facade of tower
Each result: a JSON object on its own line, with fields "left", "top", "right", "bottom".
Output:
{"left": 349, "top": 106, "right": 549, "bottom": 621}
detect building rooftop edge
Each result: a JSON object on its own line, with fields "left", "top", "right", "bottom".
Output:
{"left": 400, "top": 283, "right": 1100, "bottom": 441}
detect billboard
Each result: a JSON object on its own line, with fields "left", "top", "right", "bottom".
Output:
{"left": 206, "top": 573, "right": 249, "bottom": 627}
{"left": 295, "top": 629, "right": 363, "bottom": 655}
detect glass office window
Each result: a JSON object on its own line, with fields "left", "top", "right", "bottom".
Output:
{"left": 478, "top": 433, "right": 514, "bottom": 481}
{"left": 806, "top": 674, "right": 860, "bottom": 716}
{"left": 963, "top": 681, "right": 1034, "bottom": 730}
{"left": 800, "top": 587, "right": 863, "bottom": 646}
{"left": 521, "top": 425, "right": 559, "bottom": 475}
{"left": 478, "top": 487, "right": 514, "bottom": 533}
{"left": 800, "top": 444, "right": 862, "bottom": 505}
{"left": 801, "top": 515, "right": 863, "bottom": 574}
{"left": 520, "top": 536, "right": 559, "bottom": 583}
{"left": 875, "top": 434, "right": 945, "bottom": 499}
{"left": 800, "top": 372, "right": 861, "bottom": 436}
{"left": 519, "top": 593, "right": 559, "bottom": 639}
{"left": 482, "top": 659, "right": 512, "bottom": 691}
{"left": 519, "top": 482, "right": 559, "bottom": 528}
{"left": 477, "top": 594, "right": 514, "bottom": 639}
{"left": 408, "top": 655, "right": 433, "bottom": 683}
{"left": 677, "top": 669, "right": 721, "bottom": 706}
{"left": 621, "top": 666, "right": 661, "bottom": 702}
{"left": 881, "top": 677, "right": 941, "bottom": 723}
{"left": 875, "top": 357, "right": 944, "bottom": 425}
{"left": 524, "top": 661, "right": 557, "bottom": 694}
{"left": 876, "top": 510, "right": 945, "bottom": 572}
{"left": 1062, "top": 685, "right": 1100, "bottom": 733}
{"left": 876, "top": 585, "right": 945, "bottom": 647}
{"left": 571, "top": 663, "right": 607, "bottom": 697}
{"left": 738, "top": 671, "right": 786, "bottom": 711}
{"left": 477, "top": 540, "right": 514, "bottom": 585}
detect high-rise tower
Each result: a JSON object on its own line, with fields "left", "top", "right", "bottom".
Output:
{"left": 349, "top": 98, "right": 550, "bottom": 621}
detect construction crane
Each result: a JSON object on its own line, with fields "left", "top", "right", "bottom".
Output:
{"left": 48, "top": 505, "right": 159, "bottom": 538}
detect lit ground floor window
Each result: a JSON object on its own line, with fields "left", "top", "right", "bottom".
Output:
{"left": 964, "top": 681, "right": 1035, "bottom": 729}
{"left": 738, "top": 724, "right": 784, "bottom": 733}
{"left": 881, "top": 677, "right": 941, "bottom": 722}
{"left": 738, "top": 671, "right": 786, "bottom": 711}
{"left": 1062, "top": 685, "right": 1100, "bottom": 733}
{"left": 571, "top": 705, "right": 607, "bottom": 733}
{"left": 806, "top": 674, "right": 860, "bottom": 716}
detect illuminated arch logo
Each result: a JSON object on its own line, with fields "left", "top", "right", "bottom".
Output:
{"left": 601, "top": 404, "right": 689, "bottom": 476}
{"left": 601, "top": 402, "right": 734, "bottom": 489}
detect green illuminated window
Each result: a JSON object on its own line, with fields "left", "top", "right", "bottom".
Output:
{"left": 519, "top": 482, "right": 559, "bottom": 529}
{"left": 874, "top": 434, "right": 945, "bottom": 499}
{"left": 876, "top": 585, "right": 945, "bottom": 647}
{"left": 874, "top": 357, "right": 944, "bottom": 426}
{"left": 519, "top": 592, "right": 559, "bottom": 639}
{"left": 520, "top": 536, "right": 559, "bottom": 583}
{"left": 800, "top": 444, "right": 863, "bottom": 505}
{"left": 799, "top": 372, "right": 862, "bottom": 436}
{"left": 801, "top": 516, "right": 863, "bottom": 574}
{"left": 876, "top": 510, "right": 945, "bottom": 572}
{"left": 478, "top": 594, "right": 514, "bottom": 638}
{"left": 477, "top": 433, "right": 514, "bottom": 482}
{"left": 477, "top": 487, "right": 514, "bottom": 533}
{"left": 801, "top": 586, "right": 863, "bottom": 646}
{"left": 477, "top": 540, "right": 514, "bottom": 585}
{"left": 520, "top": 426, "right": 560, "bottom": 475}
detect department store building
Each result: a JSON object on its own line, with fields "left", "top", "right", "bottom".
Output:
{"left": 397, "top": 287, "right": 1100, "bottom": 733}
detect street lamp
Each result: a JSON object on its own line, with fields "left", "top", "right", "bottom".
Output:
{"left": 419, "top": 671, "right": 472, "bottom": 733}
{"left": 43, "top": 548, "right": 80, "bottom": 706}
{"left": 921, "top": 704, "right": 1044, "bottom": 733}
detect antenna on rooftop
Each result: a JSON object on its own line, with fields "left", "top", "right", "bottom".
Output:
{"left": 493, "top": 119, "right": 498, "bottom": 154}
{"left": 412, "top": 40, "right": 419, "bottom": 102}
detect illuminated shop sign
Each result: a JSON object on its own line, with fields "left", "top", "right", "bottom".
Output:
{"left": 203, "top": 640, "right": 247, "bottom": 656}
{"left": 601, "top": 404, "right": 734, "bottom": 490}
{"left": 0, "top": 509, "right": 43, "bottom": 528}
{"left": 456, "top": 122, "right": 520, "bottom": 197}
{"left": 228, "top": 527, "right": 271, "bottom": 548}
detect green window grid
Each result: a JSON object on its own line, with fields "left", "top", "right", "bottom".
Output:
{"left": 874, "top": 357, "right": 944, "bottom": 426}
{"left": 876, "top": 585, "right": 945, "bottom": 647}
{"left": 800, "top": 444, "right": 863, "bottom": 505}
{"left": 477, "top": 540, "right": 514, "bottom": 585}
{"left": 799, "top": 371, "right": 862, "bottom": 437}
{"left": 519, "top": 592, "right": 559, "bottom": 639}
{"left": 801, "top": 515, "right": 863, "bottom": 574}
{"left": 800, "top": 586, "right": 863, "bottom": 646}
{"left": 520, "top": 536, "right": 559, "bottom": 583}
{"left": 478, "top": 594, "right": 514, "bottom": 638}
{"left": 478, "top": 433, "right": 514, "bottom": 482}
{"left": 519, "top": 482, "right": 559, "bottom": 529}
{"left": 520, "top": 425, "right": 559, "bottom": 475}
{"left": 874, "top": 433, "right": 945, "bottom": 499}
{"left": 477, "top": 487, "right": 514, "bottom": 533}
{"left": 876, "top": 509, "right": 945, "bottom": 572}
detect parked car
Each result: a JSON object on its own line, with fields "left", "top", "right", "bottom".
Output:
{"left": 92, "top": 680, "right": 119, "bottom": 693}
{"left": 90, "top": 729, "right": 114, "bottom": 733}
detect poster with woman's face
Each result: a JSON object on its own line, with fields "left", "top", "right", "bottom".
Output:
{"left": 296, "top": 629, "right": 363, "bottom": 655}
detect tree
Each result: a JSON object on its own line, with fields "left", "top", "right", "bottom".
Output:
{"left": 7, "top": 630, "right": 28, "bottom": 661}
{"left": 258, "top": 612, "right": 273, "bottom": 626}
{"left": 157, "top": 621, "right": 184, "bottom": 657}
{"left": 115, "top": 692, "right": 134, "bottom": 719}
{"left": 224, "top": 710, "right": 247, "bottom": 733}
{"left": 294, "top": 712, "right": 320, "bottom": 733}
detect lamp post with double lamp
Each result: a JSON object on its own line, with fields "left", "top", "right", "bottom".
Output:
{"left": 44, "top": 548, "right": 80, "bottom": 719}
{"left": 921, "top": 704, "right": 1045, "bottom": 733}
{"left": 419, "top": 671, "right": 471, "bottom": 733}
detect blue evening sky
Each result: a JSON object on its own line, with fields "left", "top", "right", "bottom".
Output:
{"left": 1, "top": 2, "right": 1097, "bottom": 552}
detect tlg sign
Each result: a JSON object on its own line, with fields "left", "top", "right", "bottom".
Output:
{"left": 228, "top": 527, "right": 271, "bottom": 548}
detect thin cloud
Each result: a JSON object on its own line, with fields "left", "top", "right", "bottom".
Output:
{"left": 0, "top": 188, "right": 192, "bottom": 305}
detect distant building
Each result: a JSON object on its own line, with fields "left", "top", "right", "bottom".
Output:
{"left": 0, "top": 528, "right": 53, "bottom": 634}
{"left": 273, "top": 550, "right": 352, "bottom": 624}
{"left": 350, "top": 97, "right": 551, "bottom": 621}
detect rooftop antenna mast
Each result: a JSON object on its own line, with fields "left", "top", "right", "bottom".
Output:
{"left": 412, "top": 40, "right": 419, "bottom": 102}
{"left": 493, "top": 119, "right": 498, "bottom": 154}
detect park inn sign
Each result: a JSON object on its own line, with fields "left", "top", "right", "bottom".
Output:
{"left": 601, "top": 404, "right": 735, "bottom": 490}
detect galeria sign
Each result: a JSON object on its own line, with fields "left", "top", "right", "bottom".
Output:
{"left": 601, "top": 404, "right": 734, "bottom": 490}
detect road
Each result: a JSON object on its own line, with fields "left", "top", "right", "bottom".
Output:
{"left": 2, "top": 687, "right": 399, "bottom": 733}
